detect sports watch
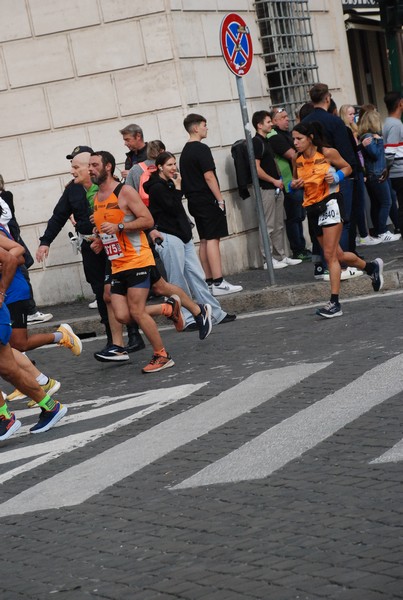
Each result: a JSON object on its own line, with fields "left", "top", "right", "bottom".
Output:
{"left": 118, "top": 223, "right": 125, "bottom": 232}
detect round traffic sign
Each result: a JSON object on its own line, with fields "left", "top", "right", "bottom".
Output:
{"left": 220, "top": 13, "right": 253, "bottom": 77}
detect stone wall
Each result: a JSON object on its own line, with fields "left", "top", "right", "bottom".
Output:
{"left": 0, "top": 0, "right": 354, "bottom": 305}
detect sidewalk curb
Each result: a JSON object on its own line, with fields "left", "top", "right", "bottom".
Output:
{"left": 28, "top": 268, "right": 403, "bottom": 338}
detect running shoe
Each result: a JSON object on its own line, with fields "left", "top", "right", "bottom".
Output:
{"left": 27, "top": 378, "right": 61, "bottom": 408}
{"left": 369, "top": 258, "right": 384, "bottom": 292}
{"left": 57, "top": 323, "right": 83, "bottom": 356}
{"left": 94, "top": 345, "right": 129, "bottom": 362}
{"left": 219, "top": 313, "right": 237, "bottom": 324}
{"left": 0, "top": 413, "right": 21, "bottom": 441}
{"left": 30, "top": 402, "right": 68, "bottom": 434}
{"left": 27, "top": 311, "right": 53, "bottom": 324}
{"left": 195, "top": 303, "right": 212, "bottom": 340}
{"left": 316, "top": 301, "right": 343, "bottom": 319}
{"left": 212, "top": 279, "right": 243, "bottom": 295}
{"left": 323, "top": 267, "right": 363, "bottom": 281}
{"left": 142, "top": 353, "right": 174, "bottom": 374}
{"left": 7, "top": 388, "right": 27, "bottom": 401}
{"left": 165, "top": 295, "right": 185, "bottom": 332}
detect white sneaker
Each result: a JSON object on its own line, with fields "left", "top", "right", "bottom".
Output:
{"left": 356, "top": 235, "right": 382, "bottom": 246}
{"left": 212, "top": 279, "right": 243, "bottom": 296}
{"left": 323, "top": 267, "right": 363, "bottom": 282}
{"left": 88, "top": 299, "right": 98, "bottom": 309}
{"left": 27, "top": 311, "right": 53, "bottom": 324}
{"left": 378, "top": 231, "right": 401, "bottom": 242}
{"left": 340, "top": 267, "right": 363, "bottom": 280}
{"left": 282, "top": 257, "right": 302, "bottom": 266}
{"left": 272, "top": 258, "right": 288, "bottom": 269}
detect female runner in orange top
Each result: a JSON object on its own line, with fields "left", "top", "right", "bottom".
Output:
{"left": 290, "top": 121, "right": 383, "bottom": 318}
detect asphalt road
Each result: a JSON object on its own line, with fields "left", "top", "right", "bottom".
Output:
{"left": 1, "top": 292, "right": 403, "bottom": 600}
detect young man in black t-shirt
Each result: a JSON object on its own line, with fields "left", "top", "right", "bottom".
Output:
{"left": 180, "top": 114, "right": 242, "bottom": 297}
{"left": 252, "top": 110, "right": 301, "bottom": 270}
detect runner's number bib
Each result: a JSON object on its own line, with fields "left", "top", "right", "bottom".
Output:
{"left": 318, "top": 198, "right": 341, "bottom": 226}
{"left": 100, "top": 232, "right": 124, "bottom": 261}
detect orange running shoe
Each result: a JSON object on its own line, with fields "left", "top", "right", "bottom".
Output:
{"left": 142, "top": 353, "right": 174, "bottom": 374}
{"left": 165, "top": 295, "right": 185, "bottom": 332}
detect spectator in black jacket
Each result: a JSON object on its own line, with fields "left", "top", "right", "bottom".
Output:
{"left": 36, "top": 146, "right": 144, "bottom": 358}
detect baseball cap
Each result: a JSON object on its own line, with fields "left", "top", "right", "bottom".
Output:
{"left": 66, "top": 145, "right": 94, "bottom": 160}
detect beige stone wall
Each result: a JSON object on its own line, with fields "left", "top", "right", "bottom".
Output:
{"left": 0, "top": 0, "right": 355, "bottom": 305}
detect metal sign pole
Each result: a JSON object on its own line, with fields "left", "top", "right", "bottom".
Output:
{"left": 236, "top": 76, "right": 275, "bottom": 285}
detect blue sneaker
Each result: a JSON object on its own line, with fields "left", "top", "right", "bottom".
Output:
{"left": 316, "top": 301, "right": 343, "bottom": 319}
{"left": 195, "top": 303, "right": 212, "bottom": 340}
{"left": 370, "top": 258, "right": 384, "bottom": 292}
{"left": 30, "top": 402, "right": 68, "bottom": 434}
{"left": 0, "top": 413, "right": 21, "bottom": 441}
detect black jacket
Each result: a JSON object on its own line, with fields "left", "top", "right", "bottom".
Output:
{"left": 39, "top": 181, "right": 93, "bottom": 246}
{"left": 144, "top": 174, "right": 192, "bottom": 244}
{"left": 124, "top": 143, "right": 148, "bottom": 171}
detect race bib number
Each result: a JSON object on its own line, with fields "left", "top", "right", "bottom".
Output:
{"left": 100, "top": 232, "right": 124, "bottom": 261}
{"left": 318, "top": 198, "right": 341, "bottom": 226}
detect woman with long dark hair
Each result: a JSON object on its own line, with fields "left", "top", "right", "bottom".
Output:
{"left": 290, "top": 121, "right": 384, "bottom": 318}
{"left": 144, "top": 151, "right": 235, "bottom": 331}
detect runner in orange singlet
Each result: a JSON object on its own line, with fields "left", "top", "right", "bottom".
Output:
{"left": 90, "top": 151, "right": 212, "bottom": 373}
{"left": 290, "top": 122, "right": 384, "bottom": 319}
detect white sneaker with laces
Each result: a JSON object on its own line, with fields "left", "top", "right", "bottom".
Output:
{"left": 378, "top": 231, "right": 401, "bottom": 242}
{"left": 88, "top": 299, "right": 98, "bottom": 309}
{"left": 323, "top": 267, "right": 363, "bottom": 281}
{"left": 356, "top": 235, "right": 382, "bottom": 246}
{"left": 27, "top": 311, "right": 53, "bottom": 324}
{"left": 272, "top": 258, "right": 288, "bottom": 270}
{"left": 212, "top": 279, "right": 243, "bottom": 296}
{"left": 282, "top": 257, "right": 302, "bottom": 266}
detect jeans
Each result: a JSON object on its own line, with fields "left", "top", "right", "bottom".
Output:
{"left": 155, "top": 233, "right": 227, "bottom": 327}
{"left": 284, "top": 190, "right": 306, "bottom": 255}
{"left": 390, "top": 177, "right": 403, "bottom": 232}
{"left": 339, "top": 178, "right": 353, "bottom": 251}
{"left": 365, "top": 176, "right": 392, "bottom": 235}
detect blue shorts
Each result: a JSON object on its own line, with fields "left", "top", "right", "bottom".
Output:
{"left": 0, "top": 303, "right": 12, "bottom": 346}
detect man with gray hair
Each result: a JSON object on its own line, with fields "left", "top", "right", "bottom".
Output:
{"left": 119, "top": 124, "right": 148, "bottom": 178}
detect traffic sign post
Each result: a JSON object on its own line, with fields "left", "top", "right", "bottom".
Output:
{"left": 220, "top": 13, "right": 275, "bottom": 285}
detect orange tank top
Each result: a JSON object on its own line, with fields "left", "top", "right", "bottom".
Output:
{"left": 93, "top": 186, "right": 155, "bottom": 274}
{"left": 295, "top": 151, "right": 339, "bottom": 207}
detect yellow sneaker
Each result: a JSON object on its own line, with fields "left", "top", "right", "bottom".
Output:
{"left": 57, "top": 323, "right": 82, "bottom": 356}
{"left": 7, "top": 388, "right": 27, "bottom": 401}
{"left": 27, "top": 378, "right": 61, "bottom": 408}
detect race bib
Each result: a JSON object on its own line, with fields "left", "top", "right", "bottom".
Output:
{"left": 318, "top": 198, "right": 341, "bottom": 226}
{"left": 100, "top": 232, "right": 124, "bottom": 261}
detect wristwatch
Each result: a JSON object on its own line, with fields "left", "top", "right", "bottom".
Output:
{"left": 118, "top": 223, "right": 125, "bottom": 232}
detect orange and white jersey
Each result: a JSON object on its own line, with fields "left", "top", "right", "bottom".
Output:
{"left": 93, "top": 188, "right": 155, "bottom": 274}
{"left": 295, "top": 151, "right": 339, "bottom": 207}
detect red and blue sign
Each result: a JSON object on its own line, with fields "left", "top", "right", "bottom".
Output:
{"left": 220, "top": 13, "right": 253, "bottom": 77}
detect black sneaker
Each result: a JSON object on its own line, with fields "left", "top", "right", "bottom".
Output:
{"left": 314, "top": 263, "right": 325, "bottom": 280}
{"left": 370, "top": 258, "right": 384, "bottom": 292}
{"left": 94, "top": 344, "right": 130, "bottom": 362}
{"left": 0, "top": 413, "right": 21, "bottom": 441}
{"left": 30, "top": 402, "right": 68, "bottom": 434}
{"left": 125, "top": 326, "right": 145, "bottom": 353}
{"left": 219, "top": 313, "right": 236, "bottom": 324}
{"left": 195, "top": 304, "right": 212, "bottom": 340}
{"left": 316, "top": 301, "right": 343, "bottom": 319}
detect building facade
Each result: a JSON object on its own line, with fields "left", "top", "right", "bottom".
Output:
{"left": 0, "top": 0, "right": 394, "bottom": 304}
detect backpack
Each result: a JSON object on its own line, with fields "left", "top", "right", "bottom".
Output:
{"left": 230, "top": 137, "right": 266, "bottom": 200}
{"left": 138, "top": 162, "right": 157, "bottom": 206}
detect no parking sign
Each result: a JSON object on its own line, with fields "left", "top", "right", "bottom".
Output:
{"left": 220, "top": 13, "right": 253, "bottom": 76}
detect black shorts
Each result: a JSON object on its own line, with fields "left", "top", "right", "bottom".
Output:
{"left": 307, "top": 194, "right": 346, "bottom": 239}
{"left": 187, "top": 194, "right": 229, "bottom": 240}
{"left": 7, "top": 300, "right": 29, "bottom": 329}
{"left": 104, "top": 260, "right": 112, "bottom": 285}
{"left": 110, "top": 266, "right": 161, "bottom": 296}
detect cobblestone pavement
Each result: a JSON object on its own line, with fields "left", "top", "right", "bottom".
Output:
{"left": 1, "top": 292, "right": 403, "bottom": 599}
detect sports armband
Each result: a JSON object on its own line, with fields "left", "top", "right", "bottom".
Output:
{"left": 333, "top": 170, "right": 345, "bottom": 184}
